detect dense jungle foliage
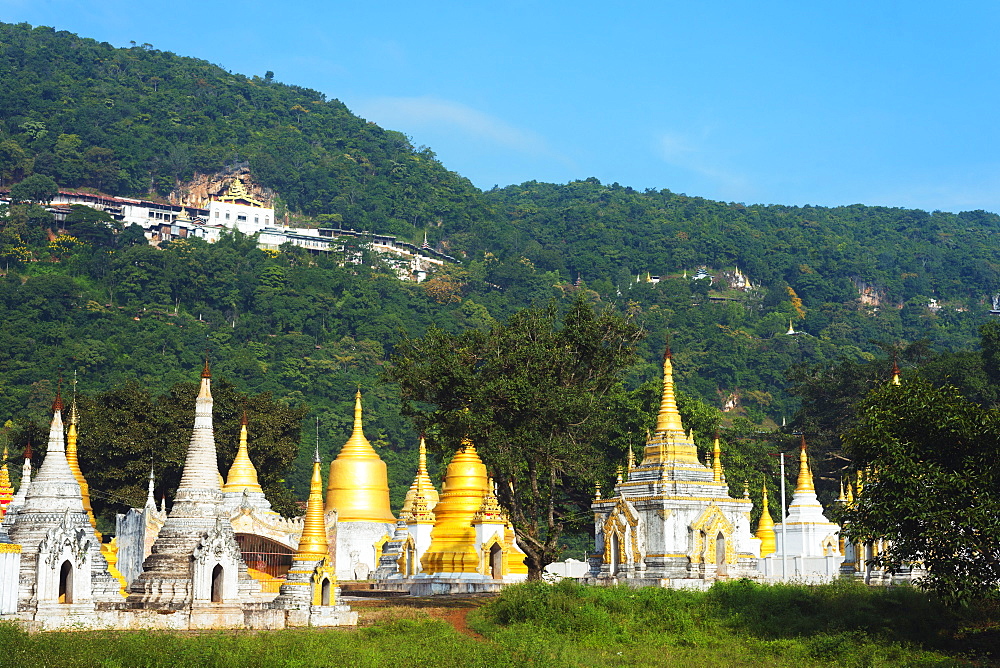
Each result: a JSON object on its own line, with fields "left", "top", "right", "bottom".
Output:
{"left": 4, "top": 21, "right": 1000, "bottom": 539}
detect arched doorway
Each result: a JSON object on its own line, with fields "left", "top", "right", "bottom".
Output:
{"left": 58, "top": 561, "right": 73, "bottom": 604}
{"left": 609, "top": 533, "right": 620, "bottom": 575}
{"left": 211, "top": 564, "right": 224, "bottom": 603}
{"left": 489, "top": 543, "right": 503, "bottom": 580}
{"left": 320, "top": 578, "right": 331, "bottom": 606}
{"left": 715, "top": 533, "right": 727, "bottom": 577}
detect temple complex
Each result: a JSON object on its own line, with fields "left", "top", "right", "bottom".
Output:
{"left": 588, "top": 345, "right": 760, "bottom": 586}
{"left": 324, "top": 391, "right": 396, "bottom": 580}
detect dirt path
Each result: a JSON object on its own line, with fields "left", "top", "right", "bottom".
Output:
{"left": 350, "top": 594, "right": 494, "bottom": 641}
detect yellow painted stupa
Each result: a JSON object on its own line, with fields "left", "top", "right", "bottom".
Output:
{"left": 325, "top": 391, "right": 394, "bottom": 523}
{"left": 65, "top": 395, "right": 99, "bottom": 536}
{"left": 223, "top": 412, "right": 263, "bottom": 495}
{"left": 641, "top": 345, "right": 701, "bottom": 467}
{"left": 325, "top": 391, "right": 395, "bottom": 580}
{"left": 296, "top": 448, "right": 330, "bottom": 561}
{"left": 420, "top": 438, "right": 491, "bottom": 575}
{"left": 755, "top": 482, "right": 776, "bottom": 558}
{"left": 222, "top": 411, "right": 279, "bottom": 516}
{"left": 0, "top": 446, "right": 13, "bottom": 519}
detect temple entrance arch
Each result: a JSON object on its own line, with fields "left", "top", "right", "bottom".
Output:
{"left": 320, "top": 578, "right": 331, "bottom": 606}
{"left": 610, "top": 533, "right": 620, "bottom": 575}
{"left": 489, "top": 543, "right": 503, "bottom": 580}
{"left": 211, "top": 564, "right": 224, "bottom": 602}
{"left": 715, "top": 533, "right": 728, "bottom": 577}
{"left": 58, "top": 561, "right": 73, "bottom": 604}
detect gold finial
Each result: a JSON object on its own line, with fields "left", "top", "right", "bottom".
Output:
{"left": 795, "top": 434, "right": 816, "bottom": 494}
{"left": 838, "top": 477, "right": 847, "bottom": 503}
{"left": 615, "top": 466, "right": 623, "bottom": 485}
{"left": 891, "top": 356, "right": 901, "bottom": 386}
{"left": 223, "top": 409, "right": 263, "bottom": 494}
{"left": 201, "top": 352, "right": 211, "bottom": 378}
{"left": 627, "top": 442, "right": 635, "bottom": 469}
{"left": 712, "top": 433, "right": 724, "bottom": 483}
{"left": 755, "top": 482, "right": 776, "bottom": 557}
{"left": 743, "top": 480, "right": 750, "bottom": 499}
{"left": 595, "top": 481, "right": 602, "bottom": 499}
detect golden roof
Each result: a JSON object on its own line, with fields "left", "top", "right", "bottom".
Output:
{"left": 420, "top": 439, "right": 490, "bottom": 575}
{"left": 324, "top": 391, "right": 395, "bottom": 523}
{"left": 223, "top": 412, "right": 264, "bottom": 494}
{"left": 795, "top": 435, "right": 816, "bottom": 495}
{"left": 642, "top": 344, "right": 701, "bottom": 466}
{"left": 296, "top": 447, "right": 330, "bottom": 560}
{"left": 219, "top": 178, "right": 263, "bottom": 207}
{"left": 401, "top": 436, "right": 439, "bottom": 516}
{"left": 755, "top": 482, "right": 776, "bottom": 558}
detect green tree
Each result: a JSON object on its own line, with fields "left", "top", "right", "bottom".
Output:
{"left": 387, "top": 296, "right": 644, "bottom": 578}
{"left": 8, "top": 173, "right": 58, "bottom": 204}
{"left": 842, "top": 377, "right": 1000, "bottom": 603}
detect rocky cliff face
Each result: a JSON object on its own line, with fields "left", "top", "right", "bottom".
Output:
{"left": 168, "top": 165, "right": 274, "bottom": 209}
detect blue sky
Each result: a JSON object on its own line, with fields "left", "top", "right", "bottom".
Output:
{"left": 3, "top": 1, "right": 1000, "bottom": 212}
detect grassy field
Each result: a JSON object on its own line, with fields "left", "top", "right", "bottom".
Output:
{"left": 0, "top": 580, "right": 995, "bottom": 667}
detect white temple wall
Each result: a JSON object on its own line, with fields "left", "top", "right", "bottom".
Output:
{"left": 335, "top": 521, "right": 396, "bottom": 580}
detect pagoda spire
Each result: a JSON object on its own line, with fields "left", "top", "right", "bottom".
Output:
{"left": 20, "top": 387, "right": 83, "bottom": 513}
{"left": 295, "top": 443, "right": 329, "bottom": 561}
{"left": 223, "top": 410, "right": 263, "bottom": 494}
{"left": 795, "top": 434, "right": 816, "bottom": 495}
{"left": 175, "top": 358, "right": 222, "bottom": 493}
{"left": 712, "top": 433, "right": 725, "bottom": 483}
{"left": 65, "top": 373, "right": 98, "bottom": 531}
{"left": 654, "top": 340, "right": 684, "bottom": 435}
{"left": 755, "top": 482, "right": 776, "bottom": 557}
{"left": 891, "top": 356, "right": 901, "bottom": 386}
{"left": 402, "top": 435, "right": 439, "bottom": 515}
{"left": 145, "top": 465, "right": 157, "bottom": 510}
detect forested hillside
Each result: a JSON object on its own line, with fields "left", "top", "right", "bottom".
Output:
{"left": 3, "top": 21, "right": 1000, "bottom": 534}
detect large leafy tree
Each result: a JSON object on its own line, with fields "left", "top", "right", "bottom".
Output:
{"left": 842, "top": 377, "right": 1000, "bottom": 603}
{"left": 387, "top": 296, "right": 644, "bottom": 578}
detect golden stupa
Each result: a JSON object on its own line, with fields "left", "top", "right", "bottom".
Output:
{"left": 755, "top": 482, "right": 777, "bottom": 558}
{"left": 296, "top": 447, "right": 330, "bottom": 561}
{"left": 223, "top": 411, "right": 264, "bottom": 494}
{"left": 420, "top": 439, "right": 491, "bottom": 575}
{"left": 401, "top": 436, "right": 439, "bottom": 515}
{"left": 795, "top": 435, "right": 815, "bottom": 494}
{"left": 642, "top": 344, "right": 701, "bottom": 466}
{"left": 324, "top": 391, "right": 395, "bottom": 523}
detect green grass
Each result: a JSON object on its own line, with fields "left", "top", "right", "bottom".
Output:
{"left": 0, "top": 581, "right": 995, "bottom": 667}
{"left": 470, "top": 579, "right": 997, "bottom": 667}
